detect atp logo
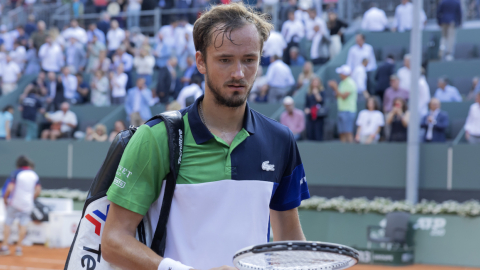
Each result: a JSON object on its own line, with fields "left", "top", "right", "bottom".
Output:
{"left": 85, "top": 204, "right": 110, "bottom": 236}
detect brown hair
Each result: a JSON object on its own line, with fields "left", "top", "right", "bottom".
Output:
{"left": 392, "top": 97, "right": 407, "bottom": 113}
{"left": 308, "top": 76, "right": 324, "bottom": 94}
{"left": 193, "top": 2, "right": 273, "bottom": 59}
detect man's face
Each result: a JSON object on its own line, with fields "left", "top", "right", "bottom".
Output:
{"left": 290, "top": 50, "right": 298, "bottom": 60}
{"left": 196, "top": 24, "right": 260, "bottom": 108}
{"left": 390, "top": 78, "right": 399, "bottom": 89}
{"left": 48, "top": 72, "right": 56, "bottom": 81}
{"left": 61, "top": 103, "right": 69, "bottom": 112}
{"left": 402, "top": 0, "right": 409, "bottom": 4}
{"left": 404, "top": 58, "right": 410, "bottom": 68}
{"left": 89, "top": 24, "right": 96, "bottom": 31}
{"left": 71, "top": 20, "right": 78, "bottom": 28}
{"left": 430, "top": 99, "right": 440, "bottom": 111}
{"left": 62, "top": 67, "right": 69, "bottom": 76}
{"left": 308, "top": 10, "right": 316, "bottom": 19}
{"left": 288, "top": 12, "right": 295, "bottom": 21}
{"left": 284, "top": 103, "right": 294, "bottom": 113}
{"left": 137, "top": 78, "right": 145, "bottom": 89}
{"left": 356, "top": 35, "right": 364, "bottom": 46}
{"left": 438, "top": 80, "right": 447, "bottom": 90}
{"left": 340, "top": 74, "right": 348, "bottom": 80}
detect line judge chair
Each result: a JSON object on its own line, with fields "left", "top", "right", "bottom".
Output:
{"left": 367, "top": 211, "right": 410, "bottom": 250}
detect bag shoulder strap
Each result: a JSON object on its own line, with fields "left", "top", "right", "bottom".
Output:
{"left": 148, "top": 110, "right": 184, "bottom": 257}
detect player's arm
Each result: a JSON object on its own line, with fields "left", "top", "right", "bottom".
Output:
{"left": 3, "top": 182, "right": 14, "bottom": 205}
{"left": 34, "top": 184, "right": 41, "bottom": 199}
{"left": 102, "top": 202, "right": 162, "bottom": 270}
{"left": 270, "top": 208, "right": 306, "bottom": 241}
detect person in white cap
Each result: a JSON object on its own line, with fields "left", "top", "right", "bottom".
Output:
{"left": 280, "top": 96, "right": 305, "bottom": 140}
{"left": 328, "top": 65, "right": 357, "bottom": 143}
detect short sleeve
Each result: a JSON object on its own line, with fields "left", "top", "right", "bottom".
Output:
{"left": 356, "top": 111, "right": 366, "bottom": 126}
{"left": 5, "top": 112, "right": 13, "bottom": 122}
{"left": 270, "top": 131, "right": 310, "bottom": 211}
{"left": 107, "top": 124, "right": 170, "bottom": 215}
{"left": 377, "top": 112, "right": 385, "bottom": 127}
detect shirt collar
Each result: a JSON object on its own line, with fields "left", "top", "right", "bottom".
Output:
{"left": 187, "top": 95, "right": 255, "bottom": 145}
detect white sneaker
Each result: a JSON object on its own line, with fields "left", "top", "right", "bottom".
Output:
{"left": 0, "top": 246, "right": 10, "bottom": 256}
{"left": 15, "top": 247, "right": 23, "bottom": 256}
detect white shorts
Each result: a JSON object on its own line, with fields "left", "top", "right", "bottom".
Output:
{"left": 5, "top": 206, "right": 31, "bottom": 226}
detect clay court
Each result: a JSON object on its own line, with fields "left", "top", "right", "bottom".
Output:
{"left": 0, "top": 246, "right": 478, "bottom": 270}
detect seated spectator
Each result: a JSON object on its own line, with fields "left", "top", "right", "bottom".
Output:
{"left": 434, "top": 77, "right": 462, "bottom": 102}
{"left": 297, "top": 61, "right": 315, "bottom": 89}
{"left": 347, "top": 34, "right": 377, "bottom": 72}
{"left": 464, "top": 93, "right": 480, "bottom": 144}
{"left": 62, "top": 19, "right": 88, "bottom": 45}
{"left": 0, "top": 105, "right": 14, "bottom": 140}
{"left": 250, "top": 68, "right": 268, "bottom": 102}
{"left": 305, "top": 8, "right": 327, "bottom": 41}
{"left": 65, "top": 38, "right": 87, "bottom": 74}
{"left": 418, "top": 68, "right": 431, "bottom": 117}
{"left": 351, "top": 58, "right": 369, "bottom": 101}
{"left": 107, "top": 20, "right": 126, "bottom": 57}
{"left": 386, "top": 97, "right": 409, "bottom": 142}
{"left": 10, "top": 41, "right": 26, "bottom": 70}
{"left": 266, "top": 54, "right": 295, "bottom": 103}
{"left": 41, "top": 102, "right": 78, "bottom": 140}
{"left": 87, "top": 23, "right": 106, "bottom": 44}
{"left": 133, "top": 48, "right": 155, "bottom": 87}
{"left": 310, "top": 24, "right": 330, "bottom": 65}
{"left": 289, "top": 47, "right": 305, "bottom": 66}
{"left": 85, "top": 124, "right": 108, "bottom": 142}
{"left": 166, "top": 101, "right": 182, "bottom": 112}
{"left": 112, "top": 48, "right": 134, "bottom": 87}
{"left": 97, "top": 12, "right": 111, "bottom": 37}
{"left": 393, "top": 0, "right": 427, "bottom": 32}
{"left": 280, "top": 96, "right": 305, "bottom": 141}
{"left": 31, "top": 21, "right": 48, "bottom": 50}
{"left": 304, "top": 77, "right": 326, "bottom": 141}
{"left": 467, "top": 77, "right": 480, "bottom": 101}
{"left": 24, "top": 40, "right": 41, "bottom": 75}
{"left": 38, "top": 36, "right": 64, "bottom": 73}
{"left": 125, "top": 77, "right": 153, "bottom": 126}
{"left": 91, "top": 70, "right": 110, "bottom": 107}
{"left": 375, "top": 54, "right": 395, "bottom": 101}
{"left": 19, "top": 88, "right": 44, "bottom": 141}
{"left": 156, "top": 56, "right": 181, "bottom": 104}
{"left": 25, "top": 15, "right": 37, "bottom": 36}
{"left": 355, "top": 97, "right": 384, "bottom": 144}
{"left": 421, "top": 98, "right": 449, "bottom": 143}
{"left": 254, "top": 85, "right": 269, "bottom": 103}
{"left": 281, "top": 8, "right": 304, "bottom": 64}
{"left": 87, "top": 49, "right": 111, "bottom": 74}
{"left": 383, "top": 75, "right": 409, "bottom": 113}
{"left": 23, "top": 71, "right": 48, "bottom": 99}
{"left": 261, "top": 29, "right": 286, "bottom": 67}
{"left": 75, "top": 74, "right": 90, "bottom": 104}
{"left": 60, "top": 67, "right": 78, "bottom": 104}
{"left": 397, "top": 54, "right": 411, "bottom": 92}
{"left": 181, "top": 55, "right": 199, "bottom": 87}
{"left": 1, "top": 55, "right": 22, "bottom": 95}
{"left": 108, "top": 120, "right": 127, "bottom": 142}
{"left": 361, "top": 3, "right": 388, "bottom": 32}
{"left": 176, "top": 75, "right": 203, "bottom": 109}
{"left": 109, "top": 64, "right": 128, "bottom": 105}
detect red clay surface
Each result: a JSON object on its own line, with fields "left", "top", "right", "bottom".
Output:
{"left": 0, "top": 245, "right": 478, "bottom": 270}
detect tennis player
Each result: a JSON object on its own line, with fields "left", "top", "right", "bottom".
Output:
{"left": 102, "top": 3, "right": 310, "bottom": 270}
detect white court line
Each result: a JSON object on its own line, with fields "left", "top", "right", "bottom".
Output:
{"left": 0, "top": 265, "right": 58, "bottom": 270}
{"left": 23, "top": 258, "right": 65, "bottom": 264}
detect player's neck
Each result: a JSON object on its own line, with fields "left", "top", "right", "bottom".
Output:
{"left": 201, "top": 94, "right": 245, "bottom": 136}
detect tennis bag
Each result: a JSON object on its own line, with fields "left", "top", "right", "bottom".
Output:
{"left": 64, "top": 111, "right": 184, "bottom": 270}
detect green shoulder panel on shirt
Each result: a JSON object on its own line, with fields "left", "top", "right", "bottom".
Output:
{"left": 107, "top": 122, "right": 170, "bottom": 215}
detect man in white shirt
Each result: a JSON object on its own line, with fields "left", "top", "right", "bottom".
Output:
{"left": 351, "top": 58, "right": 369, "bottom": 100}
{"left": 10, "top": 41, "right": 27, "bottom": 70}
{"left": 1, "top": 156, "right": 41, "bottom": 256}
{"left": 176, "top": 75, "right": 203, "bottom": 109}
{"left": 281, "top": 9, "right": 305, "bottom": 44}
{"left": 1, "top": 55, "right": 22, "bottom": 95}
{"left": 465, "top": 93, "right": 480, "bottom": 144}
{"left": 266, "top": 55, "right": 295, "bottom": 103}
{"left": 41, "top": 102, "right": 78, "bottom": 140}
{"left": 346, "top": 34, "right": 377, "bottom": 72}
{"left": 393, "top": 0, "right": 427, "bottom": 32}
{"left": 110, "top": 64, "right": 128, "bottom": 104}
{"left": 397, "top": 54, "right": 411, "bottom": 92}
{"left": 262, "top": 30, "right": 286, "bottom": 66}
{"left": 107, "top": 20, "right": 126, "bottom": 55}
{"left": 434, "top": 77, "right": 462, "bottom": 102}
{"left": 418, "top": 70, "right": 431, "bottom": 118}
{"left": 305, "top": 8, "right": 327, "bottom": 40}
{"left": 38, "top": 36, "right": 65, "bottom": 73}
{"left": 361, "top": 3, "right": 388, "bottom": 32}
{"left": 62, "top": 19, "right": 88, "bottom": 45}
{"left": 60, "top": 66, "right": 78, "bottom": 102}
{"left": 0, "top": 25, "right": 15, "bottom": 52}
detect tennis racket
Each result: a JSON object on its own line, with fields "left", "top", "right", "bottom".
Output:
{"left": 233, "top": 241, "right": 359, "bottom": 270}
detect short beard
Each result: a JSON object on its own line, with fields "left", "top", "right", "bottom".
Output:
{"left": 206, "top": 68, "right": 252, "bottom": 108}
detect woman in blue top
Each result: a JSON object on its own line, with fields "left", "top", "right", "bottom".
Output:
{"left": 0, "top": 105, "right": 14, "bottom": 140}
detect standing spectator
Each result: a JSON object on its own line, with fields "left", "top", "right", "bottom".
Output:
{"left": 97, "top": 13, "right": 111, "bottom": 37}
{"left": 109, "top": 64, "right": 128, "bottom": 105}
{"left": 181, "top": 55, "right": 199, "bottom": 87}
{"left": 156, "top": 56, "right": 180, "bottom": 104}
{"left": 355, "top": 97, "right": 385, "bottom": 144}
{"left": 289, "top": 47, "right": 305, "bottom": 66}
{"left": 328, "top": 65, "right": 357, "bottom": 143}
{"left": 46, "top": 72, "right": 61, "bottom": 111}
{"left": 327, "top": 11, "right": 348, "bottom": 59}
{"left": 361, "top": 3, "right": 388, "bottom": 32}
{"left": 125, "top": 77, "right": 153, "bottom": 126}
{"left": 280, "top": 96, "right": 305, "bottom": 141}
{"left": 87, "top": 49, "right": 111, "bottom": 74}
{"left": 346, "top": 34, "right": 377, "bottom": 72}
{"left": 112, "top": 48, "right": 133, "bottom": 88}
{"left": 87, "top": 23, "right": 106, "bottom": 44}
{"left": 133, "top": 48, "right": 155, "bottom": 87}
{"left": 107, "top": 20, "right": 126, "bottom": 57}
{"left": 1, "top": 55, "right": 21, "bottom": 95}
{"left": 386, "top": 97, "right": 409, "bottom": 142}
{"left": 38, "top": 36, "right": 64, "bottom": 73}
{"left": 62, "top": 19, "right": 88, "bottom": 45}
{"left": 1, "top": 156, "right": 41, "bottom": 256}
{"left": 30, "top": 21, "right": 48, "bottom": 50}
{"left": 266, "top": 54, "right": 295, "bottom": 103}
{"left": 0, "top": 25, "right": 14, "bottom": 52}
{"left": 41, "top": 102, "right": 78, "bottom": 140}
{"left": 65, "top": 38, "right": 87, "bottom": 74}
{"left": 176, "top": 75, "right": 203, "bottom": 109}
{"left": 397, "top": 54, "right": 411, "bottom": 92}
{"left": 305, "top": 8, "right": 327, "bottom": 41}
{"left": 351, "top": 58, "right": 369, "bottom": 101}
{"left": 24, "top": 40, "right": 41, "bottom": 75}
{"left": 0, "top": 105, "right": 14, "bottom": 140}
{"left": 421, "top": 98, "right": 449, "bottom": 143}
{"left": 261, "top": 29, "right": 286, "bottom": 66}
{"left": 10, "top": 41, "right": 27, "bottom": 71}
{"left": 465, "top": 93, "right": 480, "bottom": 144}
{"left": 108, "top": 120, "right": 127, "bottom": 142}
{"left": 85, "top": 124, "right": 108, "bottom": 142}
{"left": 297, "top": 61, "right": 315, "bottom": 89}
{"left": 310, "top": 23, "right": 330, "bottom": 65}
{"left": 375, "top": 54, "right": 395, "bottom": 102}
{"left": 279, "top": 0, "right": 298, "bottom": 28}
{"left": 19, "top": 88, "right": 44, "bottom": 140}
{"left": 60, "top": 67, "right": 78, "bottom": 104}
{"left": 25, "top": 15, "right": 37, "bottom": 36}
{"left": 281, "top": 9, "right": 304, "bottom": 64}
{"left": 383, "top": 75, "right": 409, "bottom": 113}
{"left": 250, "top": 68, "right": 268, "bottom": 102}
{"left": 393, "top": 0, "right": 427, "bottom": 32}
{"left": 437, "top": 0, "right": 462, "bottom": 61}
{"left": 127, "top": 0, "right": 143, "bottom": 29}
{"left": 304, "top": 77, "right": 326, "bottom": 141}
{"left": 434, "top": 77, "right": 462, "bottom": 102}
{"left": 75, "top": 74, "right": 90, "bottom": 104}
{"left": 90, "top": 70, "right": 110, "bottom": 106}
{"left": 87, "top": 35, "right": 107, "bottom": 72}
{"left": 23, "top": 72, "right": 48, "bottom": 99}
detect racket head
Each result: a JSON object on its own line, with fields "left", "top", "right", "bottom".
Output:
{"left": 233, "top": 241, "right": 359, "bottom": 270}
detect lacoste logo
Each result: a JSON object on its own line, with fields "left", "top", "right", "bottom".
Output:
{"left": 113, "top": 177, "right": 126, "bottom": 188}
{"left": 262, "top": 161, "right": 275, "bottom": 171}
